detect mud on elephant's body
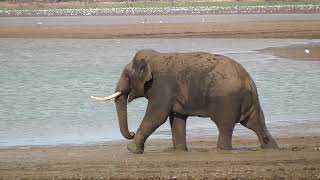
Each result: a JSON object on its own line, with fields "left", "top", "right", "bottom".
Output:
{"left": 93, "top": 49, "right": 278, "bottom": 154}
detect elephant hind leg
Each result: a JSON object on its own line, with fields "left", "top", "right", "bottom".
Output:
{"left": 215, "top": 122, "right": 235, "bottom": 150}
{"left": 241, "top": 107, "right": 279, "bottom": 149}
{"left": 169, "top": 113, "right": 188, "bottom": 151}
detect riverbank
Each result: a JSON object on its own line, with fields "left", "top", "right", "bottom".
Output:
{"left": 1, "top": 20, "right": 320, "bottom": 39}
{"left": 1, "top": 136, "right": 319, "bottom": 179}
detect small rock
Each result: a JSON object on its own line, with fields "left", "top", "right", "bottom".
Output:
{"left": 278, "top": 168, "right": 285, "bottom": 171}
{"left": 303, "top": 167, "right": 316, "bottom": 170}
{"left": 291, "top": 146, "right": 303, "bottom": 151}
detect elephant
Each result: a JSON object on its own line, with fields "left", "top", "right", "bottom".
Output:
{"left": 91, "top": 49, "right": 279, "bottom": 154}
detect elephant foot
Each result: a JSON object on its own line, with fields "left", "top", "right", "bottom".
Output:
{"left": 174, "top": 144, "right": 188, "bottom": 151}
{"left": 217, "top": 145, "right": 232, "bottom": 150}
{"left": 261, "top": 139, "right": 279, "bottom": 149}
{"left": 217, "top": 142, "right": 232, "bottom": 150}
{"left": 127, "top": 141, "right": 144, "bottom": 154}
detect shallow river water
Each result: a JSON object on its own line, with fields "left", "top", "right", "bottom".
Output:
{"left": 0, "top": 38, "right": 320, "bottom": 147}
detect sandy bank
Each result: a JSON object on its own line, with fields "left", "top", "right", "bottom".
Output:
{"left": 0, "top": 136, "right": 320, "bottom": 179}
{"left": 1, "top": 20, "right": 320, "bottom": 39}
{"left": 259, "top": 44, "right": 320, "bottom": 61}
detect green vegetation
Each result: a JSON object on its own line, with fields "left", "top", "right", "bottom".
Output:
{"left": 0, "top": 0, "right": 319, "bottom": 10}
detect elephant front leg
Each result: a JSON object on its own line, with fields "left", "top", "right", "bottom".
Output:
{"left": 210, "top": 99, "right": 238, "bottom": 150}
{"left": 127, "top": 101, "right": 171, "bottom": 154}
{"left": 170, "top": 113, "right": 188, "bottom": 151}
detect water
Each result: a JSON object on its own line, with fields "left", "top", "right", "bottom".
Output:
{"left": 0, "top": 38, "right": 320, "bottom": 147}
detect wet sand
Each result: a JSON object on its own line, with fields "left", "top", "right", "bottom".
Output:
{"left": 0, "top": 20, "right": 320, "bottom": 39}
{"left": 1, "top": 136, "right": 320, "bottom": 179}
{"left": 259, "top": 44, "right": 320, "bottom": 61}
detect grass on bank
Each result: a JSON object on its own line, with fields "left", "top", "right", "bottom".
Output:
{"left": 0, "top": 0, "right": 319, "bottom": 10}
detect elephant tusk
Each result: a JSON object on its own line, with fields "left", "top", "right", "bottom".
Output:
{"left": 90, "top": 92, "right": 122, "bottom": 101}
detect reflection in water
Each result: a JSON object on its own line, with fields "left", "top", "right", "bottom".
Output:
{"left": 0, "top": 38, "right": 319, "bottom": 146}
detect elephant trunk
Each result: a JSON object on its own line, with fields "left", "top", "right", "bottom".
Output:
{"left": 115, "top": 73, "right": 135, "bottom": 140}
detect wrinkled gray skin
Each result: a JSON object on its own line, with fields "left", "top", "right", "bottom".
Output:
{"left": 115, "top": 49, "right": 278, "bottom": 154}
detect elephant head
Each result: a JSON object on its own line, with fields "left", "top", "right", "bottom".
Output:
{"left": 91, "top": 50, "right": 155, "bottom": 140}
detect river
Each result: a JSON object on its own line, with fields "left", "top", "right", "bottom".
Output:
{"left": 0, "top": 38, "right": 319, "bottom": 147}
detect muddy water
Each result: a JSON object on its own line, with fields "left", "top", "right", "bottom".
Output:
{"left": 0, "top": 38, "right": 319, "bottom": 147}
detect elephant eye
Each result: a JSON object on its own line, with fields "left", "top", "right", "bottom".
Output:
{"left": 139, "top": 66, "right": 144, "bottom": 72}
{"left": 138, "top": 64, "right": 145, "bottom": 76}
{"left": 138, "top": 71, "right": 143, "bottom": 78}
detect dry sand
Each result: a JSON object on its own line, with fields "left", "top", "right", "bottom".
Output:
{"left": 1, "top": 136, "right": 320, "bottom": 179}
{"left": 0, "top": 20, "right": 320, "bottom": 39}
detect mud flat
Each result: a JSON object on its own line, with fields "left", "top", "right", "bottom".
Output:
{"left": 0, "top": 20, "right": 320, "bottom": 39}
{"left": 0, "top": 136, "right": 320, "bottom": 179}
{"left": 259, "top": 44, "right": 320, "bottom": 61}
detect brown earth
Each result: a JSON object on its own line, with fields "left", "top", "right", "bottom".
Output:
{"left": 0, "top": 136, "right": 320, "bottom": 179}
{"left": 1, "top": 20, "right": 320, "bottom": 39}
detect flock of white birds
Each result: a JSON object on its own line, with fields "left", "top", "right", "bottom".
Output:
{"left": 0, "top": 4, "right": 319, "bottom": 16}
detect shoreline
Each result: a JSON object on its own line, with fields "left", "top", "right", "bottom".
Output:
{"left": 2, "top": 131, "right": 319, "bottom": 149}
{"left": 1, "top": 20, "right": 320, "bottom": 39}
{"left": 1, "top": 135, "right": 319, "bottom": 179}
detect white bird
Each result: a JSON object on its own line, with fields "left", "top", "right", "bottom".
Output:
{"left": 305, "top": 48, "right": 310, "bottom": 54}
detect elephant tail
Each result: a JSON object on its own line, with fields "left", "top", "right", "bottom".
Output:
{"left": 239, "top": 103, "right": 255, "bottom": 123}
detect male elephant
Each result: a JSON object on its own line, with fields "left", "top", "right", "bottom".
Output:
{"left": 92, "top": 49, "right": 278, "bottom": 154}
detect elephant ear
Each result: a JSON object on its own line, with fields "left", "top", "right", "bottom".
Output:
{"left": 133, "top": 58, "right": 152, "bottom": 85}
